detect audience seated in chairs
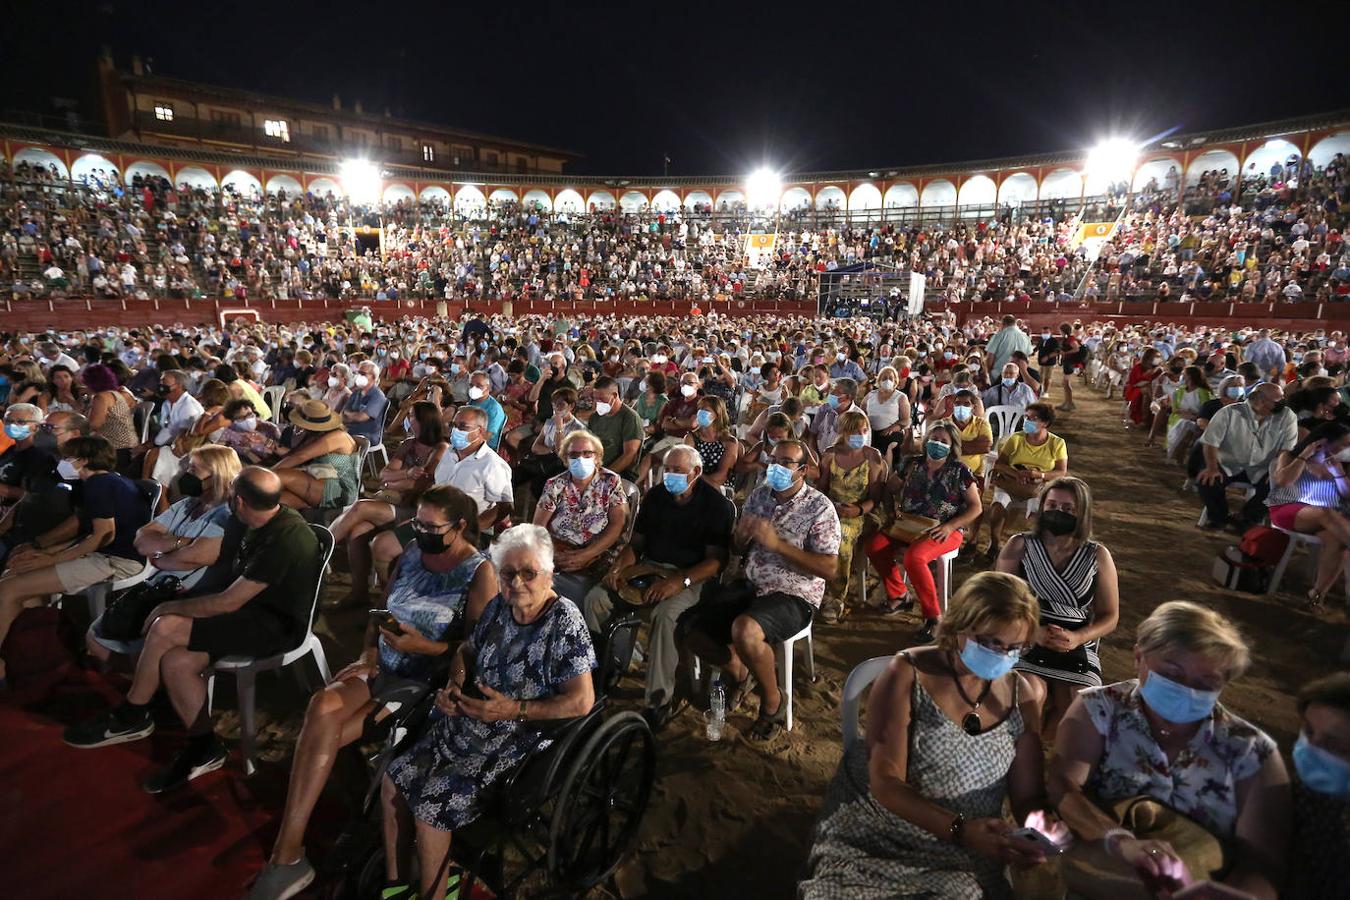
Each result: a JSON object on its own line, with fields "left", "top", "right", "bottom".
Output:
{"left": 867, "top": 422, "right": 982, "bottom": 640}
{"left": 64, "top": 467, "right": 324, "bottom": 794}
{"left": 533, "top": 429, "right": 627, "bottom": 608}
{"left": 586, "top": 376, "right": 644, "bottom": 483}
{"left": 215, "top": 397, "right": 284, "bottom": 465}
{"left": 249, "top": 486, "right": 497, "bottom": 900}
{"left": 816, "top": 409, "right": 884, "bottom": 624}
{"left": 329, "top": 401, "right": 450, "bottom": 608}
{"left": 687, "top": 438, "right": 840, "bottom": 741}
{"left": 273, "top": 400, "right": 361, "bottom": 512}
{"left": 87, "top": 445, "right": 241, "bottom": 663}
{"left": 0, "top": 403, "right": 63, "bottom": 566}
{"left": 514, "top": 386, "right": 583, "bottom": 506}
{"left": 143, "top": 369, "right": 206, "bottom": 483}
{"left": 801, "top": 572, "right": 1059, "bottom": 899}
{"left": 583, "top": 443, "right": 733, "bottom": 730}
{"left": 145, "top": 378, "right": 231, "bottom": 485}
{"left": 1264, "top": 420, "right": 1350, "bottom": 609}
{"left": 982, "top": 401, "right": 1069, "bottom": 560}
{"left": 1197, "top": 381, "right": 1297, "bottom": 531}
{"left": 340, "top": 361, "right": 389, "bottom": 448}
{"left": 0, "top": 435, "right": 151, "bottom": 684}
{"left": 997, "top": 476, "right": 1120, "bottom": 742}
{"left": 379, "top": 524, "right": 595, "bottom": 900}
{"left": 1049, "top": 601, "right": 1288, "bottom": 899}
{"left": 428, "top": 404, "right": 514, "bottom": 536}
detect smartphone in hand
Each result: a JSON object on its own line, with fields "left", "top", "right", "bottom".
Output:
{"left": 1007, "top": 826, "right": 1066, "bottom": 855}
{"left": 369, "top": 609, "right": 400, "bottom": 632}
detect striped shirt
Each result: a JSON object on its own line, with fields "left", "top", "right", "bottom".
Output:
{"left": 1265, "top": 462, "right": 1344, "bottom": 510}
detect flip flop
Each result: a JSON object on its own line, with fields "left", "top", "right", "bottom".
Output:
{"left": 725, "top": 673, "right": 756, "bottom": 713}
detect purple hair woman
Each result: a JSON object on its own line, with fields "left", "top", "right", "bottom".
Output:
{"left": 82, "top": 363, "right": 140, "bottom": 470}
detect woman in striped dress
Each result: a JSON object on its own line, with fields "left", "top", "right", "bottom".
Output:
{"left": 996, "top": 476, "right": 1119, "bottom": 742}
{"left": 1265, "top": 420, "right": 1350, "bottom": 611}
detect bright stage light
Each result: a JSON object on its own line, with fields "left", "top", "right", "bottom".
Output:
{"left": 1084, "top": 138, "right": 1138, "bottom": 183}
{"left": 340, "top": 159, "right": 381, "bottom": 204}
{"left": 745, "top": 167, "right": 782, "bottom": 211}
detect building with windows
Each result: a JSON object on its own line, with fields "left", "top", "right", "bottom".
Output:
{"left": 94, "top": 53, "right": 578, "bottom": 176}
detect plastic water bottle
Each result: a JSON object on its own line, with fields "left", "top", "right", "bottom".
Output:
{"left": 706, "top": 681, "right": 726, "bottom": 741}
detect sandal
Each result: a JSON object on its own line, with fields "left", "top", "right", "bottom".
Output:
{"left": 725, "top": 673, "right": 756, "bottom": 713}
{"left": 749, "top": 702, "right": 787, "bottom": 741}
{"left": 1304, "top": 589, "right": 1328, "bottom": 612}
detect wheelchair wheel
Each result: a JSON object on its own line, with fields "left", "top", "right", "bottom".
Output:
{"left": 545, "top": 710, "right": 656, "bottom": 890}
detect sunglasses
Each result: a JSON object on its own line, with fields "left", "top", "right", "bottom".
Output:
{"left": 499, "top": 567, "right": 542, "bottom": 585}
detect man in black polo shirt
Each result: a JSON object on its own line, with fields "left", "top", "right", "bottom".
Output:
{"left": 65, "top": 467, "right": 322, "bottom": 794}
{"left": 583, "top": 444, "right": 732, "bottom": 728}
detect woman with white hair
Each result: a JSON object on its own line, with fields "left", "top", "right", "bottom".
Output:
{"left": 1049, "top": 601, "right": 1289, "bottom": 899}
{"left": 317, "top": 362, "right": 352, "bottom": 412}
{"left": 379, "top": 524, "right": 596, "bottom": 900}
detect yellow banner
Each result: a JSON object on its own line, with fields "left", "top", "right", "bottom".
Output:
{"left": 1072, "top": 221, "right": 1117, "bottom": 247}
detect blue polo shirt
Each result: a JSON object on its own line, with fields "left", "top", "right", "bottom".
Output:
{"left": 471, "top": 395, "right": 507, "bottom": 449}
{"left": 344, "top": 386, "right": 388, "bottom": 444}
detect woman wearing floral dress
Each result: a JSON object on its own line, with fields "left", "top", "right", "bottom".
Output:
{"left": 1049, "top": 601, "right": 1289, "bottom": 899}
{"left": 532, "top": 429, "right": 627, "bottom": 607}
{"left": 381, "top": 525, "right": 595, "bottom": 900}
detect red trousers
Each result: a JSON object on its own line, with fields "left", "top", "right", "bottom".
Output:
{"left": 865, "top": 529, "right": 964, "bottom": 619}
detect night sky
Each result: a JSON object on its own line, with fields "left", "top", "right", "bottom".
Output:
{"left": 2, "top": 0, "right": 1346, "bottom": 176}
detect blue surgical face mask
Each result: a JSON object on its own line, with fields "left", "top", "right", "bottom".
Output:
{"left": 952, "top": 405, "right": 973, "bottom": 423}
{"left": 925, "top": 439, "right": 951, "bottom": 460}
{"left": 1293, "top": 733, "right": 1350, "bottom": 798}
{"left": 959, "top": 637, "right": 1020, "bottom": 680}
{"left": 696, "top": 409, "right": 715, "bottom": 428}
{"left": 663, "top": 472, "right": 690, "bottom": 495}
{"left": 450, "top": 427, "right": 472, "bottom": 450}
{"left": 1226, "top": 386, "right": 1243, "bottom": 399}
{"left": 568, "top": 455, "right": 596, "bottom": 480}
{"left": 450, "top": 363, "right": 461, "bottom": 375}
{"left": 846, "top": 434, "right": 866, "bottom": 450}
{"left": 4, "top": 423, "right": 32, "bottom": 441}
{"left": 1022, "top": 418, "right": 1039, "bottom": 435}
{"left": 765, "top": 463, "right": 795, "bottom": 491}
{"left": 1002, "top": 377, "right": 1017, "bottom": 388}
{"left": 1139, "top": 669, "right": 1221, "bottom": 724}
{"left": 826, "top": 394, "right": 840, "bottom": 409}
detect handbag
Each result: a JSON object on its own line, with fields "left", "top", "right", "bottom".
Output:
{"left": 884, "top": 512, "right": 940, "bottom": 543}
{"left": 98, "top": 576, "right": 184, "bottom": 642}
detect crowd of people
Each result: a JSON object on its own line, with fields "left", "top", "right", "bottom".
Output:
{"left": 3, "top": 149, "right": 1346, "bottom": 310}
{"left": 0, "top": 304, "right": 1345, "bottom": 899}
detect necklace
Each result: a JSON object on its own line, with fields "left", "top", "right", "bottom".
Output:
{"left": 949, "top": 654, "right": 994, "bottom": 735}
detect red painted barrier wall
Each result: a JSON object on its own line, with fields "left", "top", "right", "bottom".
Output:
{"left": 947, "top": 300, "right": 1342, "bottom": 332}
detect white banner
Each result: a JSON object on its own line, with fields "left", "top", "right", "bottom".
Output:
{"left": 907, "top": 272, "right": 926, "bottom": 316}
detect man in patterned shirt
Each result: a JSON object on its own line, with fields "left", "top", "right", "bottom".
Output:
{"left": 689, "top": 439, "right": 840, "bottom": 740}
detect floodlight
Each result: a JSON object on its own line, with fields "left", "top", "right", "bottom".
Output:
{"left": 745, "top": 167, "right": 782, "bottom": 211}
{"left": 1084, "top": 138, "right": 1138, "bottom": 183}
{"left": 341, "top": 159, "right": 381, "bottom": 204}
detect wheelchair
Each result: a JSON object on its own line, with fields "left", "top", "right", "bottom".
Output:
{"left": 325, "top": 611, "right": 656, "bottom": 899}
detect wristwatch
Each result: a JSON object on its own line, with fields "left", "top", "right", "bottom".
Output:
{"left": 517, "top": 699, "right": 528, "bottom": 722}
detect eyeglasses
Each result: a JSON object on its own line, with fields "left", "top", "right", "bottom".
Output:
{"left": 566, "top": 450, "right": 597, "bottom": 459}
{"left": 410, "top": 519, "right": 454, "bottom": 534}
{"left": 973, "top": 634, "right": 1035, "bottom": 655}
{"left": 499, "top": 567, "right": 541, "bottom": 585}
{"left": 768, "top": 457, "right": 803, "bottom": 467}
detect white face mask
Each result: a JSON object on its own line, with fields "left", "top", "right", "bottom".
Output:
{"left": 880, "top": 379, "right": 896, "bottom": 391}
{"left": 594, "top": 401, "right": 613, "bottom": 416}
{"left": 327, "top": 376, "right": 339, "bottom": 388}
{"left": 57, "top": 458, "right": 81, "bottom": 480}
{"left": 468, "top": 386, "right": 485, "bottom": 401}
{"left": 680, "top": 384, "right": 697, "bottom": 398}
{"left": 353, "top": 374, "right": 369, "bottom": 389}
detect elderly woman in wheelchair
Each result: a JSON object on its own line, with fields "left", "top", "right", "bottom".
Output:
{"left": 379, "top": 524, "right": 597, "bottom": 900}
{"left": 248, "top": 486, "right": 497, "bottom": 900}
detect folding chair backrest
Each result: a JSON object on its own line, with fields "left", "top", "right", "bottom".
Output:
{"left": 262, "top": 385, "right": 286, "bottom": 423}
{"left": 620, "top": 478, "right": 641, "bottom": 544}
{"left": 842, "top": 655, "right": 892, "bottom": 751}
{"left": 353, "top": 435, "right": 371, "bottom": 475}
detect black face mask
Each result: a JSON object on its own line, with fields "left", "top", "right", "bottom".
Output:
{"left": 178, "top": 472, "right": 205, "bottom": 497}
{"left": 156, "top": 384, "right": 171, "bottom": 397}
{"left": 1040, "top": 509, "right": 1078, "bottom": 537}
{"left": 415, "top": 531, "right": 448, "bottom": 555}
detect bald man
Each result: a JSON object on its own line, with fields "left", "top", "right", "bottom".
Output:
{"left": 65, "top": 466, "right": 323, "bottom": 794}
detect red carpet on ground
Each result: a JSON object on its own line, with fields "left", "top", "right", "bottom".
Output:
{"left": 0, "top": 669, "right": 281, "bottom": 900}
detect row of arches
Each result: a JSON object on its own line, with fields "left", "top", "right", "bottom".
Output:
{"left": 6, "top": 131, "right": 1349, "bottom": 213}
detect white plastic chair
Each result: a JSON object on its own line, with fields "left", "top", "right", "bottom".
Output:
{"left": 687, "top": 616, "right": 815, "bottom": 732}
{"left": 205, "top": 524, "right": 336, "bottom": 775}
{"left": 842, "top": 655, "right": 891, "bottom": 750}
{"left": 135, "top": 400, "right": 156, "bottom": 445}
{"left": 984, "top": 404, "right": 1025, "bottom": 446}
{"left": 261, "top": 385, "right": 286, "bottom": 423}
{"left": 363, "top": 439, "right": 390, "bottom": 480}
{"left": 1267, "top": 526, "right": 1320, "bottom": 597}
{"left": 859, "top": 543, "right": 960, "bottom": 614}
